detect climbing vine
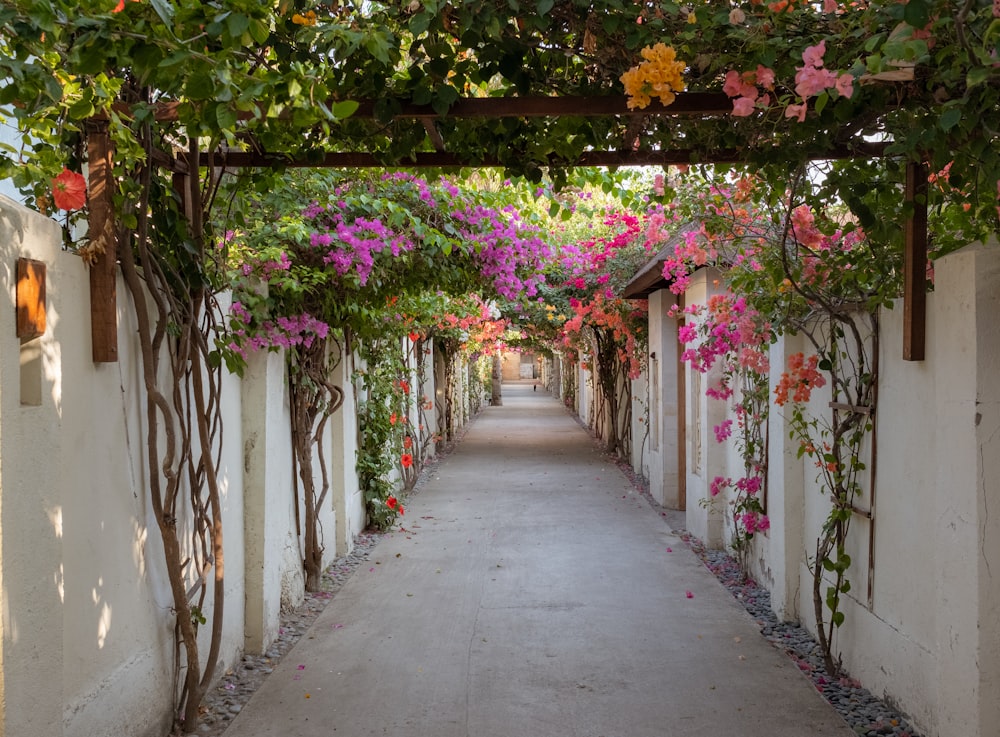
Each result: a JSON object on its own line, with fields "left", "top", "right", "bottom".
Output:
{"left": 659, "top": 168, "right": 895, "bottom": 675}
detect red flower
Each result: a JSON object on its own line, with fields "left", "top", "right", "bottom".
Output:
{"left": 401, "top": 453, "right": 413, "bottom": 468}
{"left": 399, "top": 506, "right": 405, "bottom": 516}
{"left": 408, "top": 331, "right": 420, "bottom": 342}
{"left": 403, "top": 436, "right": 412, "bottom": 449}
{"left": 399, "top": 380, "right": 410, "bottom": 395}
{"left": 386, "top": 496, "right": 398, "bottom": 510}
{"left": 51, "top": 169, "right": 87, "bottom": 211}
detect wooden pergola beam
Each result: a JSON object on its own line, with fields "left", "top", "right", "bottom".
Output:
{"left": 351, "top": 93, "right": 735, "bottom": 119}
{"left": 190, "top": 142, "right": 889, "bottom": 170}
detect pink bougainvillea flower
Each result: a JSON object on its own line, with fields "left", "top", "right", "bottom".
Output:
{"left": 685, "top": 590, "right": 694, "bottom": 598}
{"left": 802, "top": 40, "right": 827, "bottom": 68}
{"left": 51, "top": 169, "right": 87, "bottom": 211}
{"left": 795, "top": 65, "right": 837, "bottom": 98}
{"left": 835, "top": 73, "right": 854, "bottom": 98}
{"left": 732, "top": 96, "right": 756, "bottom": 117}
{"left": 755, "top": 65, "right": 776, "bottom": 90}
{"left": 785, "top": 103, "right": 808, "bottom": 123}
{"left": 723, "top": 70, "right": 744, "bottom": 97}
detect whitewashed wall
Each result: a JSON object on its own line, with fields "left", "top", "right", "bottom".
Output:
{"left": 0, "top": 196, "right": 374, "bottom": 736}
{"left": 629, "top": 367, "right": 650, "bottom": 480}
{"left": 668, "top": 240, "right": 1000, "bottom": 737}
{"left": 645, "top": 289, "right": 682, "bottom": 508}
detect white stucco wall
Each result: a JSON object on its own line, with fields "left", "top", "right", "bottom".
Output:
{"left": 1, "top": 196, "right": 179, "bottom": 737}
{"left": 330, "top": 345, "right": 363, "bottom": 556}
{"left": 242, "top": 348, "right": 299, "bottom": 650}
{"left": 663, "top": 239, "right": 1000, "bottom": 737}
{"left": 646, "top": 289, "right": 682, "bottom": 508}
{"left": 630, "top": 367, "right": 650, "bottom": 480}
{"left": 0, "top": 196, "right": 299, "bottom": 736}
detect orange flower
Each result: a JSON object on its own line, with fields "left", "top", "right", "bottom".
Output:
{"left": 401, "top": 453, "right": 413, "bottom": 468}
{"left": 51, "top": 169, "right": 87, "bottom": 211}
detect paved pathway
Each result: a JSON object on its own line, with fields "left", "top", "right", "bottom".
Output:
{"left": 226, "top": 382, "right": 854, "bottom": 737}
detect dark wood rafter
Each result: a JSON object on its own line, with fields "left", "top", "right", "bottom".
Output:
{"left": 184, "top": 142, "right": 890, "bottom": 170}
{"left": 86, "top": 121, "right": 119, "bottom": 363}
{"left": 903, "top": 161, "right": 928, "bottom": 362}
{"left": 135, "top": 93, "right": 736, "bottom": 124}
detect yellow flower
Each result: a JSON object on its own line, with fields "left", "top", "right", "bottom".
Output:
{"left": 620, "top": 43, "right": 686, "bottom": 110}
{"left": 292, "top": 10, "right": 317, "bottom": 26}
{"left": 687, "top": 11, "right": 697, "bottom": 24}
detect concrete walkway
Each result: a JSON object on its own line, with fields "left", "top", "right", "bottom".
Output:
{"left": 226, "top": 383, "right": 854, "bottom": 737}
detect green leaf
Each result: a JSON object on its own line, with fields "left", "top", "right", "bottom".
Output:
{"left": 902, "top": 0, "right": 930, "bottom": 29}
{"left": 537, "top": 0, "right": 554, "bottom": 16}
{"left": 939, "top": 107, "right": 962, "bottom": 132}
{"left": 226, "top": 13, "right": 250, "bottom": 39}
{"left": 831, "top": 610, "right": 845, "bottom": 627}
{"left": 333, "top": 100, "right": 360, "bottom": 119}
{"left": 185, "top": 73, "right": 216, "bottom": 101}
{"left": 68, "top": 97, "right": 96, "bottom": 119}
{"left": 148, "top": 0, "right": 175, "bottom": 24}
{"left": 249, "top": 19, "right": 271, "bottom": 45}
{"left": 216, "top": 104, "right": 238, "bottom": 130}
{"left": 410, "top": 11, "right": 433, "bottom": 36}
{"left": 967, "top": 66, "right": 990, "bottom": 90}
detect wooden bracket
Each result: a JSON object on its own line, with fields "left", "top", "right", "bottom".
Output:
{"left": 87, "top": 122, "right": 119, "bottom": 363}
{"left": 903, "top": 161, "right": 928, "bottom": 361}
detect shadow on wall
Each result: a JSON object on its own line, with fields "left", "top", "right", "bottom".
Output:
{"left": 1, "top": 199, "right": 178, "bottom": 737}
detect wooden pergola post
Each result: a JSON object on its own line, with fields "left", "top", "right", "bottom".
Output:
{"left": 903, "top": 161, "right": 928, "bottom": 362}
{"left": 86, "top": 121, "right": 118, "bottom": 363}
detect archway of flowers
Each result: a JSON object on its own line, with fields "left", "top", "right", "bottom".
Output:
{"left": 2, "top": 1, "right": 998, "bottom": 731}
